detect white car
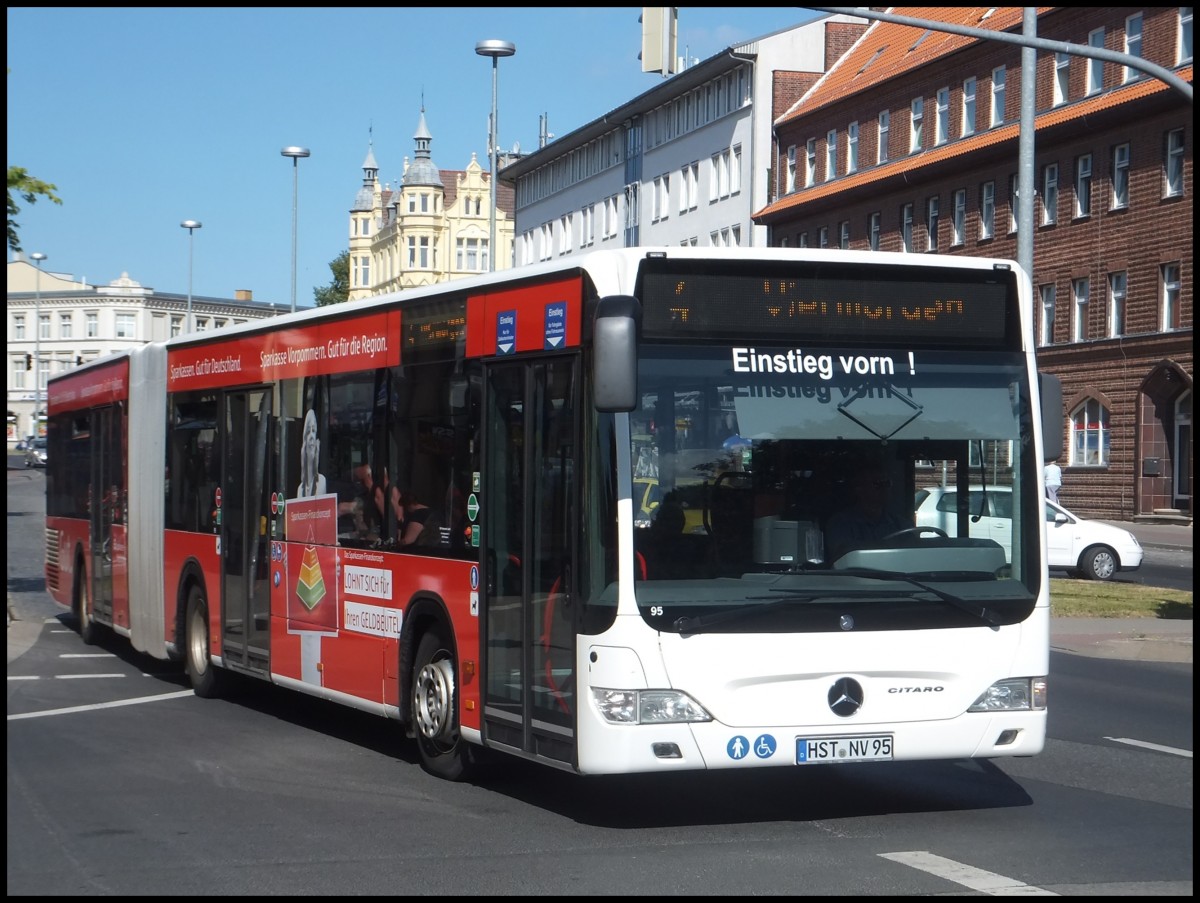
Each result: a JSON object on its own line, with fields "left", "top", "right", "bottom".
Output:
{"left": 913, "top": 486, "right": 1143, "bottom": 581}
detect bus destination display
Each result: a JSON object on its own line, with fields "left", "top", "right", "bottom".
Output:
{"left": 640, "top": 265, "right": 1016, "bottom": 347}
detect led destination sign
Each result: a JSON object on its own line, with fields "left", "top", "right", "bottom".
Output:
{"left": 639, "top": 261, "right": 1018, "bottom": 348}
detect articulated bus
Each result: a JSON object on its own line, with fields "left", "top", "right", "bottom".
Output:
{"left": 45, "top": 248, "right": 1062, "bottom": 781}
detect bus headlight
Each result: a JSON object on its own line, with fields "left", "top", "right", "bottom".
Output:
{"left": 968, "top": 677, "right": 1047, "bottom": 712}
{"left": 591, "top": 688, "right": 713, "bottom": 724}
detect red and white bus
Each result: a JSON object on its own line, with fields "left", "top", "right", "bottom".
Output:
{"left": 45, "top": 247, "right": 1061, "bottom": 780}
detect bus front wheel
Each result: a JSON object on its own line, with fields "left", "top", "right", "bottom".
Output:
{"left": 411, "top": 629, "right": 478, "bottom": 781}
{"left": 185, "top": 585, "right": 225, "bottom": 698}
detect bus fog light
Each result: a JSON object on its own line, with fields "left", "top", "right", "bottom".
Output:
{"left": 591, "top": 688, "right": 713, "bottom": 724}
{"left": 968, "top": 677, "right": 1046, "bottom": 712}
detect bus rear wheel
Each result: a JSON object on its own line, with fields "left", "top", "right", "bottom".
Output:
{"left": 185, "top": 585, "right": 226, "bottom": 698}
{"left": 411, "top": 629, "right": 478, "bottom": 781}
{"left": 75, "top": 558, "right": 98, "bottom": 646}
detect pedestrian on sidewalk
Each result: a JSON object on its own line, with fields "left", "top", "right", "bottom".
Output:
{"left": 1044, "top": 460, "right": 1062, "bottom": 504}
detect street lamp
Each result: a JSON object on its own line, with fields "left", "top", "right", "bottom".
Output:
{"left": 475, "top": 39, "right": 515, "bottom": 272}
{"left": 180, "top": 220, "right": 202, "bottom": 333}
{"left": 281, "top": 146, "right": 311, "bottom": 312}
{"left": 30, "top": 252, "right": 46, "bottom": 439}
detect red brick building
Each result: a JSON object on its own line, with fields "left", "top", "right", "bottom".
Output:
{"left": 755, "top": 7, "right": 1192, "bottom": 523}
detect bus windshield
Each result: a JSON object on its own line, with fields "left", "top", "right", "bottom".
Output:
{"left": 631, "top": 343, "right": 1041, "bottom": 633}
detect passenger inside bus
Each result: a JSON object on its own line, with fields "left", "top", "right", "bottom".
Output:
{"left": 337, "top": 461, "right": 381, "bottom": 544}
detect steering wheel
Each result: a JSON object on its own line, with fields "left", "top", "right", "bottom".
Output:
{"left": 882, "top": 526, "right": 948, "bottom": 542}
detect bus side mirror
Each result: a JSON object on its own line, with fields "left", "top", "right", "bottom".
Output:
{"left": 593, "top": 295, "right": 640, "bottom": 413}
{"left": 1039, "top": 372, "right": 1063, "bottom": 462}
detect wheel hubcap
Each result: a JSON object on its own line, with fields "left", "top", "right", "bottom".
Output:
{"left": 1094, "top": 553, "right": 1115, "bottom": 579}
{"left": 189, "top": 606, "right": 207, "bottom": 674}
{"left": 414, "top": 656, "right": 455, "bottom": 742}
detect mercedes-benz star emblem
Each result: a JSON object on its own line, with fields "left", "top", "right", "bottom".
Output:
{"left": 828, "top": 677, "right": 864, "bottom": 717}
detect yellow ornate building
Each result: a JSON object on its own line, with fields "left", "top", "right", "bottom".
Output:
{"left": 347, "top": 109, "right": 515, "bottom": 300}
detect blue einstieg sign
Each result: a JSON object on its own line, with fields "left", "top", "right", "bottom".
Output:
{"left": 544, "top": 301, "right": 566, "bottom": 349}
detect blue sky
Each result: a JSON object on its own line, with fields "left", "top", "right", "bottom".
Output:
{"left": 7, "top": 7, "right": 818, "bottom": 308}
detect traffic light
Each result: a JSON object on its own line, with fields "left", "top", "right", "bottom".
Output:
{"left": 25, "top": 353, "right": 32, "bottom": 371}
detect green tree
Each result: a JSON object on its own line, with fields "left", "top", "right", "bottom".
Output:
{"left": 7, "top": 165, "right": 62, "bottom": 253}
{"left": 313, "top": 249, "right": 350, "bottom": 307}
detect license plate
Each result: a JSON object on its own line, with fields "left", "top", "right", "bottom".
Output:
{"left": 796, "top": 735, "right": 893, "bottom": 764}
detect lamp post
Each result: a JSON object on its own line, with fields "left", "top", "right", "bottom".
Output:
{"left": 180, "top": 220, "right": 202, "bottom": 333}
{"left": 30, "top": 252, "right": 46, "bottom": 439}
{"left": 281, "top": 146, "right": 311, "bottom": 312}
{"left": 475, "top": 39, "right": 515, "bottom": 272}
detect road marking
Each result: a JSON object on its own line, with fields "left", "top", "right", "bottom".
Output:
{"left": 879, "top": 851, "right": 1058, "bottom": 896}
{"left": 7, "top": 690, "right": 194, "bottom": 721}
{"left": 55, "top": 673, "right": 127, "bottom": 680}
{"left": 1105, "top": 736, "right": 1192, "bottom": 758}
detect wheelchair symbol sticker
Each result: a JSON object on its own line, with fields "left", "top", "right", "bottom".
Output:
{"left": 753, "top": 734, "right": 777, "bottom": 759}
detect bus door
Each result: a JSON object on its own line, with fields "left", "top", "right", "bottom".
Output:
{"left": 482, "top": 355, "right": 579, "bottom": 766}
{"left": 88, "top": 405, "right": 121, "bottom": 625}
{"left": 220, "top": 387, "right": 275, "bottom": 674}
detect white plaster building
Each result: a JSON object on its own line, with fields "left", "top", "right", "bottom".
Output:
{"left": 7, "top": 256, "right": 278, "bottom": 443}
{"left": 501, "top": 13, "right": 866, "bottom": 261}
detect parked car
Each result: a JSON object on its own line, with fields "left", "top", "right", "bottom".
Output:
{"left": 23, "top": 437, "right": 47, "bottom": 468}
{"left": 913, "top": 485, "right": 1143, "bottom": 581}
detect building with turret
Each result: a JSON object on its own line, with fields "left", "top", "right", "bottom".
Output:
{"left": 347, "top": 109, "right": 516, "bottom": 300}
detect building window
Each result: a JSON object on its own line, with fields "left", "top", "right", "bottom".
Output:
{"left": 1111, "top": 143, "right": 1130, "bottom": 209}
{"left": 653, "top": 174, "right": 670, "bottom": 221}
{"left": 85, "top": 311, "right": 98, "bottom": 338}
{"left": 839, "top": 220, "right": 850, "bottom": 249}
{"left": 825, "top": 130, "right": 837, "bottom": 181}
{"left": 901, "top": 203, "right": 914, "bottom": 252}
{"left": 990, "top": 66, "right": 1006, "bottom": 126}
{"left": 115, "top": 313, "right": 136, "bottom": 339}
{"left": 14, "top": 315, "right": 25, "bottom": 339}
{"left": 877, "top": 110, "right": 889, "bottom": 164}
{"left": 798, "top": 232, "right": 809, "bottom": 248}
{"left": 1008, "top": 173, "right": 1020, "bottom": 234}
{"left": 910, "top": 97, "right": 923, "bottom": 152}
{"left": 1041, "top": 163, "right": 1058, "bottom": 225}
{"left": 805, "top": 139, "right": 816, "bottom": 187}
{"left": 980, "top": 181, "right": 995, "bottom": 239}
{"left": 1179, "top": 6, "right": 1193, "bottom": 64}
{"left": 170, "top": 316, "right": 182, "bottom": 337}
{"left": 869, "top": 212, "right": 881, "bottom": 251}
{"left": 1072, "top": 277, "right": 1090, "bottom": 341}
{"left": 926, "top": 196, "right": 940, "bottom": 251}
{"left": 1087, "top": 28, "right": 1105, "bottom": 94}
{"left": 1161, "top": 262, "right": 1182, "bottom": 330}
{"left": 846, "top": 122, "right": 859, "bottom": 174}
{"left": 818, "top": 226, "right": 829, "bottom": 249}
{"left": 1053, "top": 52, "right": 1070, "bottom": 106}
{"left": 1039, "top": 283, "right": 1056, "bottom": 346}
{"left": 961, "top": 77, "right": 976, "bottom": 137}
{"left": 1070, "top": 398, "right": 1110, "bottom": 466}
{"left": 1124, "top": 12, "right": 1143, "bottom": 82}
{"left": 684, "top": 163, "right": 699, "bottom": 212}
{"left": 785, "top": 145, "right": 796, "bottom": 193}
{"left": 456, "top": 237, "right": 486, "bottom": 272}
{"left": 1164, "top": 128, "right": 1185, "bottom": 197}
{"left": 935, "top": 87, "right": 949, "bottom": 145}
{"left": 1074, "top": 154, "right": 1092, "bottom": 218}
{"left": 952, "top": 189, "right": 966, "bottom": 245}
{"left": 39, "top": 313, "right": 50, "bottom": 340}
{"left": 59, "top": 314, "right": 72, "bottom": 339}
{"left": 1108, "top": 270, "right": 1127, "bottom": 337}
{"left": 730, "top": 145, "right": 741, "bottom": 195}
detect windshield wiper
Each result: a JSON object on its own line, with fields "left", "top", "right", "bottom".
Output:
{"left": 673, "top": 595, "right": 821, "bottom": 637}
{"left": 822, "top": 567, "right": 1003, "bottom": 628}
